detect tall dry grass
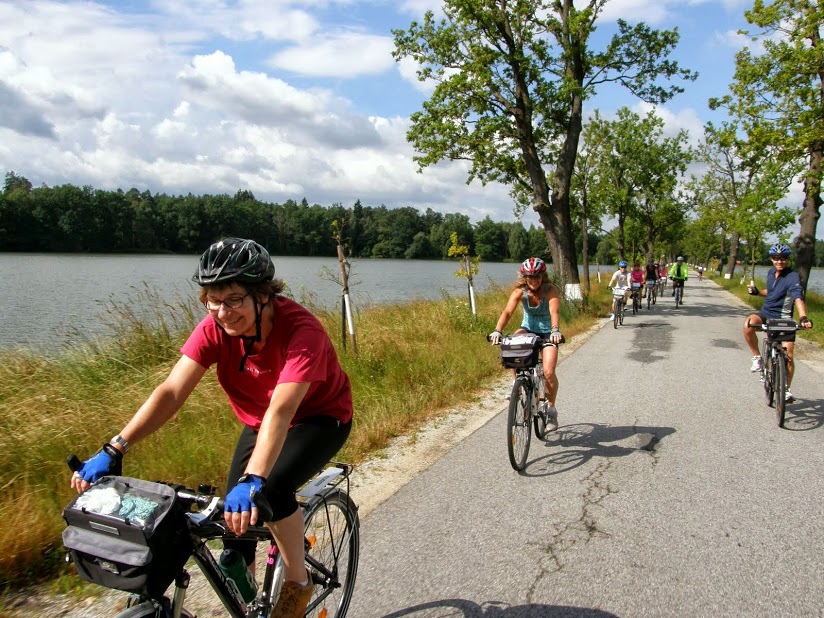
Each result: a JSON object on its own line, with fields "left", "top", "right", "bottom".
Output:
{"left": 0, "top": 280, "right": 609, "bottom": 591}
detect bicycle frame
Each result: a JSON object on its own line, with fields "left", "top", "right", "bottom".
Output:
{"left": 110, "top": 464, "right": 357, "bottom": 618}
{"left": 748, "top": 320, "right": 801, "bottom": 428}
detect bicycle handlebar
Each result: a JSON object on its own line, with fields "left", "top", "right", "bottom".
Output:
{"left": 66, "top": 454, "right": 275, "bottom": 523}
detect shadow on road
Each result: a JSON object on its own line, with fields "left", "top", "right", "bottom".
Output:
{"left": 782, "top": 398, "right": 824, "bottom": 431}
{"left": 521, "top": 423, "right": 675, "bottom": 477}
{"left": 382, "top": 598, "right": 619, "bottom": 617}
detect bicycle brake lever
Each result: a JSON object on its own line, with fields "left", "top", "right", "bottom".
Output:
{"left": 67, "top": 454, "right": 82, "bottom": 472}
{"left": 253, "top": 492, "right": 274, "bottom": 522}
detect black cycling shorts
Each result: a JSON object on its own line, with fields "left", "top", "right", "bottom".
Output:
{"left": 223, "top": 415, "right": 351, "bottom": 565}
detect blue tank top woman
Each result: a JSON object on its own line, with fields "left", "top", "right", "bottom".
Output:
{"left": 520, "top": 284, "right": 552, "bottom": 334}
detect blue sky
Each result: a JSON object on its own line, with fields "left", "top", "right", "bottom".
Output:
{"left": 1, "top": 0, "right": 785, "bottom": 228}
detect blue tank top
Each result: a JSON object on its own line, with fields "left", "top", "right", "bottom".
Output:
{"left": 519, "top": 284, "right": 551, "bottom": 334}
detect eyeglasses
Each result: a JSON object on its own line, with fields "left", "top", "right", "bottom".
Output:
{"left": 770, "top": 256, "right": 789, "bottom": 262}
{"left": 524, "top": 274, "right": 542, "bottom": 279}
{"left": 204, "top": 293, "right": 250, "bottom": 311}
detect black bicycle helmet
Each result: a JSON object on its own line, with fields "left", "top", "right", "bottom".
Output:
{"left": 193, "top": 237, "right": 275, "bottom": 285}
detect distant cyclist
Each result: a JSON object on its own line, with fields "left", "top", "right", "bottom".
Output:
{"left": 669, "top": 256, "right": 689, "bottom": 302}
{"left": 629, "top": 261, "right": 645, "bottom": 307}
{"left": 744, "top": 243, "right": 813, "bottom": 402}
{"left": 608, "top": 260, "right": 631, "bottom": 314}
{"left": 644, "top": 260, "right": 659, "bottom": 306}
{"left": 697, "top": 265, "right": 704, "bottom": 281}
{"left": 489, "top": 257, "right": 563, "bottom": 431}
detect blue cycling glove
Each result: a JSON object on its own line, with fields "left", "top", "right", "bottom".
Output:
{"left": 77, "top": 444, "right": 122, "bottom": 483}
{"left": 225, "top": 474, "right": 266, "bottom": 514}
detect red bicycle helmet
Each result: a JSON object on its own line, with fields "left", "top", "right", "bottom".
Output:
{"left": 519, "top": 257, "right": 547, "bottom": 276}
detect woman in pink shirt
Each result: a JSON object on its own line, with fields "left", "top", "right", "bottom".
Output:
{"left": 71, "top": 238, "right": 351, "bottom": 618}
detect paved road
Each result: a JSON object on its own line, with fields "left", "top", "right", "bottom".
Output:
{"left": 347, "top": 279, "right": 824, "bottom": 617}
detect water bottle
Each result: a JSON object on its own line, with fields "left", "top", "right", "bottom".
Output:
{"left": 218, "top": 548, "right": 257, "bottom": 603}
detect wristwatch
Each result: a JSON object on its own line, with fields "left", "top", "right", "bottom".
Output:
{"left": 110, "top": 434, "right": 130, "bottom": 454}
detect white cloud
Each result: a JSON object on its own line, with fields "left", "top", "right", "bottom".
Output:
{"left": 268, "top": 32, "right": 395, "bottom": 78}
{"left": 634, "top": 102, "right": 706, "bottom": 145}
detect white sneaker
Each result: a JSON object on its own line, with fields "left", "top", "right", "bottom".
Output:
{"left": 546, "top": 406, "right": 559, "bottom": 431}
{"left": 750, "top": 356, "right": 762, "bottom": 372}
{"left": 609, "top": 313, "right": 615, "bottom": 320}
{"left": 785, "top": 389, "right": 795, "bottom": 403}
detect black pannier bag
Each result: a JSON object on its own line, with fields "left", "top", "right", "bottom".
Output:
{"left": 62, "top": 476, "right": 193, "bottom": 599}
{"left": 500, "top": 333, "right": 542, "bottom": 369}
{"left": 765, "top": 318, "right": 797, "bottom": 342}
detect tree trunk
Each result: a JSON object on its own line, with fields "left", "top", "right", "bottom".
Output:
{"left": 581, "top": 215, "right": 590, "bottom": 295}
{"left": 725, "top": 231, "right": 740, "bottom": 278}
{"left": 795, "top": 147, "right": 823, "bottom": 294}
{"left": 717, "top": 226, "right": 727, "bottom": 276}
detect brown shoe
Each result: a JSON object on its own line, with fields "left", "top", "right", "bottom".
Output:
{"left": 271, "top": 575, "right": 313, "bottom": 618}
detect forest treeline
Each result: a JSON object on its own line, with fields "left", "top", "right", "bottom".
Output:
{"left": 0, "top": 172, "right": 604, "bottom": 261}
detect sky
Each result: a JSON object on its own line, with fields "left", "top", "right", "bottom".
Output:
{"left": 0, "top": 0, "right": 784, "bottom": 228}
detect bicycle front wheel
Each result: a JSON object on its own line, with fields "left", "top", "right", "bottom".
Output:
{"left": 507, "top": 378, "right": 532, "bottom": 471}
{"left": 114, "top": 600, "right": 194, "bottom": 618}
{"left": 613, "top": 298, "right": 619, "bottom": 329}
{"left": 303, "top": 489, "right": 360, "bottom": 618}
{"left": 762, "top": 341, "right": 774, "bottom": 407}
{"left": 774, "top": 353, "right": 787, "bottom": 428}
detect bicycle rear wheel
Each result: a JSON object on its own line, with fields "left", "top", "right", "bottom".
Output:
{"left": 303, "top": 489, "right": 360, "bottom": 618}
{"left": 774, "top": 353, "right": 787, "bottom": 428}
{"left": 507, "top": 378, "right": 532, "bottom": 471}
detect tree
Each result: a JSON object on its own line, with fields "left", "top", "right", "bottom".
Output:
{"left": 584, "top": 108, "right": 691, "bottom": 262}
{"left": 710, "top": 0, "right": 824, "bottom": 291}
{"left": 473, "top": 216, "right": 506, "bottom": 260}
{"left": 393, "top": 0, "right": 695, "bottom": 294}
{"left": 697, "top": 123, "right": 794, "bottom": 279}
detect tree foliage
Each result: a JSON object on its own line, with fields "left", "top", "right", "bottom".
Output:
{"left": 709, "top": 0, "right": 824, "bottom": 290}
{"left": 392, "top": 0, "right": 695, "bottom": 292}
{"left": 0, "top": 172, "right": 571, "bottom": 262}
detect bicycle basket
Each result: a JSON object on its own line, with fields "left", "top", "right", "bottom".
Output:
{"left": 765, "top": 318, "right": 797, "bottom": 342}
{"left": 62, "top": 476, "right": 193, "bottom": 599}
{"left": 500, "top": 333, "right": 542, "bottom": 369}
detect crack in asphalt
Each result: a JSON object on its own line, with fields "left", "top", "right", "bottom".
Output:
{"left": 527, "top": 459, "right": 616, "bottom": 601}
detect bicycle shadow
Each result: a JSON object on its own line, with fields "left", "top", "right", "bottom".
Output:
{"left": 781, "top": 397, "right": 824, "bottom": 431}
{"left": 381, "top": 598, "right": 619, "bottom": 617}
{"left": 520, "top": 423, "right": 675, "bottom": 477}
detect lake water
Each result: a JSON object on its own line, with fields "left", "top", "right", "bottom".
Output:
{"left": 1, "top": 254, "right": 820, "bottom": 351}
{"left": 0, "top": 254, "right": 553, "bottom": 351}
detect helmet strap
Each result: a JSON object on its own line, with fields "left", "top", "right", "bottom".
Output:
{"left": 237, "top": 297, "right": 267, "bottom": 372}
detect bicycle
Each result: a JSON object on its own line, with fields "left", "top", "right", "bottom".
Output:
{"left": 611, "top": 286, "right": 627, "bottom": 329}
{"left": 672, "top": 279, "right": 685, "bottom": 307}
{"left": 645, "top": 281, "right": 656, "bottom": 309}
{"left": 490, "top": 332, "right": 563, "bottom": 471}
{"left": 62, "top": 460, "right": 360, "bottom": 618}
{"left": 630, "top": 284, "right": 642, "bottom": 315}
{"left": 748, "top": 319, "right": 801, "bottom": 428}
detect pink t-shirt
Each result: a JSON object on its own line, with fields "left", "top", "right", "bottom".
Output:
{"left": 630, "top": 269, "right": 645, "bottom": 284}
{"left": 181, "top": 296, "right": 353, "bottom": 429}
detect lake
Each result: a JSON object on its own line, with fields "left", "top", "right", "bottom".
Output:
{"left": 1, "top": 254, "right": 820, "bottom": 351}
